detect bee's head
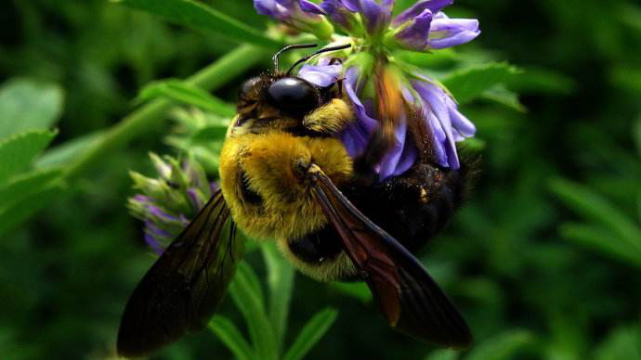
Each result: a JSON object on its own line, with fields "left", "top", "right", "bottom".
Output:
{"left": 232, "top": 44, "right": 350, "bottom": 135}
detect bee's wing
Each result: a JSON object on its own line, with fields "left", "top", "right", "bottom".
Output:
{"left": 117, "top": 190, "right": 244, "bottom": 357}
{"left": 308, "top": 165, "right": 473, "bottom": 349}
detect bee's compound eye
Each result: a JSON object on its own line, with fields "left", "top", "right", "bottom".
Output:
{"left": 267, "top": 77, "right": 319, "bottom": 115}
{"left": 239, "top": 76, "right": 261, "bottom": 98}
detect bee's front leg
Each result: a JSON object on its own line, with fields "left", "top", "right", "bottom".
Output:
{"left": 302, "top": 98, "right": 354, "bottom": 134}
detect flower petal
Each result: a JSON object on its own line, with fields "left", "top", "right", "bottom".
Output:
{"left": 392, "top": 0, "right": 453, "bottom": 26}
{"left": 341, "top": 67, "right": 378, "bottom": 158}
{"left": 393, "top": 9, "right": 433, "bottom": 50}
{"left": 429, "top": 14, "right": 480, "bottom": 49}
{"left": 359, "top": 0, "right": 392, "bottom": 34}
{"left": 411, "top": 80, "right": 460, "bottom": 168}
{"left": 299, "top": 0, "right": 326, "bottom": 14}
{"left": 298, "top": 64, "right": 343, "bottom": 87}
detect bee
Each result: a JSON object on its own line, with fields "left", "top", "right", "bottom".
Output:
{"left": 117, "top": 44, "right": 474, "bottom": 357}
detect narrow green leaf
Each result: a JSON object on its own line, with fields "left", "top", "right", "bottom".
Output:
{"left": 115, "top": 0, "right": 283, "bottom": 49}
{"left": 261, "top": 242, "right": 295, "bottom": 348}
{"left": 236, "top": 260, "right": 265, "bottom": 310}
{"left": 229, "top": 262, "right": 277, "bottom": 360}
{"left": 329, "top": 282, "right": 372, "bottom": 303}
{"left": 209, "top": 315, "right": 255, "bottom": 360}
{"left": 0, "top": 168, "right": 62, "bottom": 210}
{"left": 465, "top": 330, "right": 534, "bottom": 360}
{"left": 283, "top": 308, "right": 338, "bottom": 360}
{"left": 634, "top": 115, "right": 641, "bottom": 158}
{"left": 549, "top": 178, "right": 641, "bottom": 249}
{"left": 190, "top": 126, "right": 229, "bottom": 144}
{"left": 560, "top": 223, "right": 641, "bottom": 268}
{"left": 0, "top": 130, "right": 57, "bottom": 184}
{"left": 137, "top": 79, "right": 236, "bottom": 117}
{"left": 36, "top": 131, "right": 105, "bottom": 169}
{"left": 0, "top": 79, "right": 64, "bottom": 138}
{"left": 443, "top": 63, "right": 521, "bottom": 104}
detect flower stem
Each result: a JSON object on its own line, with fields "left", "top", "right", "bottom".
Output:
{"left": 63, "top": 44, "right": 268, "bottom": 181}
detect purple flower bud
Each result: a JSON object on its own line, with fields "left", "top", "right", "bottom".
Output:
{"left": 254, "top": 0, "right": 333, "bottom": 38}
{"left": 393, "top": 9, "right": 433, "bottom": 50}
{"left": 144, "top": 233, "right": 165, "bottom": 255}
{"left": 390, "top": 10, "right": 479, "bottom": 51}
{"left": 147, "top": 204, "right": 181, "bottom": 223}
{"left": 318, "top": 0, "right": 359, "bottom": 31}
{"left": 187, "top": 188, "right": 204, "bottom": 212}
{"left": 358, "top": 0, "right": 394, "bottom": 34}
{"left": 428, "top": 12, "right": 480, "bottom": 49}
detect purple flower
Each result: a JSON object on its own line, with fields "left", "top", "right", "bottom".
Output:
{"left": 339, "top": 66, "right": 417, "bottom": 180}
{"left": 353, "top": 0, "right": 394, "bottom": 35}
{"left": 392, "top": 0, "right": 453, "bottom": 26}
{"left": 320, "top": 0, "right": 359, "bottom": 31}
{"left": 256, "top": 0, "right": 481, "bottom": 177}
{"left": 254, "top": 0, "right": 334, "bottom": 38}
{"left": 298, "top": 63, "right": 343, "bottom": 87}
{"left": 128, "top": 154, "right": 215, "bottom": 253}
{"left": 428, "top": 12, "right": 480, "bottom": 49}
{"left": 390, "top": 10, "right": 480, "bottom": 51}
{"left": 410, "top": 78, "right": 476, "bottom": 168}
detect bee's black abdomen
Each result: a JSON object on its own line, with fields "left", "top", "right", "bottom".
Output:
{"left": 346, "top": 157, "right": 474, "bottom": 253}
{"left": 288, "top": 226, "right": 343, "bottom": 264}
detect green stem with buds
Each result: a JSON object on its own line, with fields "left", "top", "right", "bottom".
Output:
{"left": 63, "top": 44, "right": 268, "bottom": 181}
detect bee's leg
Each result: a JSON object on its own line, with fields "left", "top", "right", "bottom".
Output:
{"left": 302, "top": 98, "right": 354, "bottom": 134}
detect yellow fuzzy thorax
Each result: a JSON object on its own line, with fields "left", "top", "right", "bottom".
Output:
{"left": 219, "top": 130, "right": 353, "bottom": 241}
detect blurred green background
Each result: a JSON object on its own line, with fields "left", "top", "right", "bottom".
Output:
{"left": 1, "top": 0, "right": 640, "bottom": 359}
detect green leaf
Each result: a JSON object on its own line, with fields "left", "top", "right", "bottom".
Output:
{"left": 283, "top": 308, "right": 338, "bottom": 360}
{"left": 137, "top": 79, "right": 236, "bottom": 117}
{"left": 0, "top": 79, "right": 64, "bottom": 139}
{"left": 0, "top": 169, "right": 62, "bottom": 210}
{"left": 261, "top": 242, "right": 295, "bottom": 348}
{"left": 425, "top": 349, "right": 459, "bottom": 360}
{"left": 0, "top": 184, "right": 62, "bottom": 237}
{"left": 443, "top": 63, "right": 521, "bottom": 104}
{"left": 505, "top": 67, "right": 575, "bottom": 95}
{"left": 465, "top": 330, "right": 534, "bottom": 360}
{"left": 0, "top": 130, "right": 57, "bottom": 184}
{"left": 190, "top": 126, "right": 229, "bottom": 144}
{"left": 594, "top": 326, "right": 641, "bottom": 360}
{"left": 229, "top": 262, "right": 277, "bottom": 360}
{"left": 209, "top": 316, "right": 255, "bottom": 360}
{"left": 36, "top": 131, "right": 106, "bottom": 169}
{"left": 329, "top": 282, "right": 372, "bottom": 303}
{"left": 560, "top": 223, "right": 641, "bottom": 268}
{"left": 480, "top": 85, "right": 526, "bottom": 112}
{"left": 115, "top": 0, "right": 283, "bottom": 49}
{"left": 549, "top": 178, "right": 641, "bottom": 250}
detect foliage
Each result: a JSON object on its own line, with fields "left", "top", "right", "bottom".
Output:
{"left": 0, "top": 0, "right": 640, "bottom": 359}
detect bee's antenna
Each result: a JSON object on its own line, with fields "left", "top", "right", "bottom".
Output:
{"left": 286, "top": 44, "right": 351, "bottom": 76}
{"left": 273, "top": 44, "right": 318, "bottom": 73}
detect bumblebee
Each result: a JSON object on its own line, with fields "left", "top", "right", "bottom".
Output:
{"left": 117, "top": 44, "right": 474, "bottom": 357}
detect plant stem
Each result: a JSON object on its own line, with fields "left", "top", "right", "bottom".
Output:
{"left": 63, "top": 44, "right": 267, "bottom": 180}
